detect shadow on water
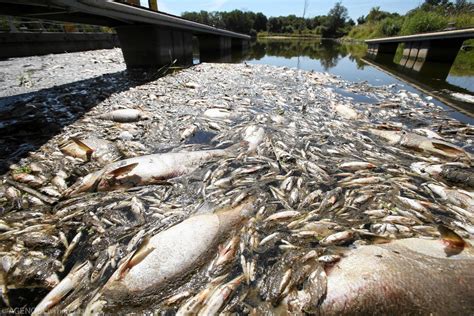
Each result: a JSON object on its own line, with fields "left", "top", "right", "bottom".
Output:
{"left": 244, "top": 37, "right": 474, "bottom": 123}
{"left": 0, "top": 70, "right": 158, "bottom": 174}
{"left": 363, "top": 57, "right": 474, "bottom": 121}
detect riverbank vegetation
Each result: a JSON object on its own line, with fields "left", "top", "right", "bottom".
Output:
{"left": 349, "top": 0, "right": 474, "bottom": 39}
{"left": 181, "top": 0, "right": 473, "bottom": 40}
{"left": 181, "top": 2, "right": 355, "bottom": 39}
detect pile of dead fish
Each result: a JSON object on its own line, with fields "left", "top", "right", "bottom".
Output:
{"left": 0, "top": 60, "right": 473, "bottom": 315}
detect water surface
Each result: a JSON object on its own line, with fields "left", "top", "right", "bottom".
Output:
{"left": 242, "top": 38, "right": 474, "bottom": 124}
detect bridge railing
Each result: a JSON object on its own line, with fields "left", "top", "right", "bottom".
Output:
{"left": 0, "top": 15, "right": 114, "bottom": 33}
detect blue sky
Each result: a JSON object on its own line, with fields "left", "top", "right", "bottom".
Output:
{"left": 140, "top": 0, "right": 422, "bottom": 20}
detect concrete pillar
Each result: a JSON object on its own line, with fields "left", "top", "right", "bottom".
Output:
{"left": 415, "top": 38, "right": 465, "bottom": 80}
{"left": 367, "top": 42, "right": 398, "bottom": 64}
{"left": 366, "top": 43, "right": 378, "bottom": 59}
{"left": 231, "top": 38, "right": 249, "bottom": 51}
{"left": 7, "top": 16, "right": 18, "bottom": 32}
{"left": 399, "top": 42, "right": 412, "bottom": 67}
{"left": 115, "top": 25, "right": 193, "bottom": 69}
{"left": 404, "top": 41, "right": 421, "bottom": 70}
{"left": 230, "top": 38, "right": 250, "bottom": 61}
{"left": 198, "top": 35, "right": 232, "bottom": 62}
{"left": 413, "top": 41, "right": 429, "bottom": 72}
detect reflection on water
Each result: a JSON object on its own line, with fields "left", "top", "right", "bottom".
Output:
{"left": 242, "top": 38, "right": 474, "bottom": 124}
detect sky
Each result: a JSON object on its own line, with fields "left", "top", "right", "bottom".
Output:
{"left": 140, "top": 0, "right": 422, "bottom": 20}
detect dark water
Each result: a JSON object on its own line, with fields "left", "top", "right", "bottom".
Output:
{"left": 240, "top": 38, "right": 474, "bottom": 124}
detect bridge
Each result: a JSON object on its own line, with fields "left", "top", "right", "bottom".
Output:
{"left": 365, "top": 28, "right": 474, "bottom": 80}
{"left": 0, "top": 0, "right": 251, "bottom": 69}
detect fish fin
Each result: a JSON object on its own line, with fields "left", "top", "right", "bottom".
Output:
{"left": 431, "top": 142, "right": 464, "bottom": 156}
{"left": 71, "top": 138, "right": 94, "bottom": 160}
{"left": 119, "top": 236, "right": 155, "bottom": 279}
{"left": 108, "top": 163, "right": 139, "bottom": 178}
{"left": 438, "top": 225, "right": 466, "bottom": 257}
{"left": 63, "top": 171, "right": 102, "bottom": 197}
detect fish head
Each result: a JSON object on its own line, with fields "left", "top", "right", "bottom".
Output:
{"left": 410, "top": 162, "right": 430, "bottom": 175}
{"left": 368, "top": 129, "right": 402, "bottom": 145}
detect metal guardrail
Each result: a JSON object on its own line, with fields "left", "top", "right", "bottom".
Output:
{"left": 0, "top": 15, "right": 112, "bottom": 33}
{"left": 365, "top": 28, "right": 474, "bottom": 44}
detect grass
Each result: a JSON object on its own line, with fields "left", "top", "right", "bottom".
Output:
{"left": 258, "top": 31, "right": 322, "bottom": 39}
{"left": 13, "top": 165, "right": 32, "bottom": 174}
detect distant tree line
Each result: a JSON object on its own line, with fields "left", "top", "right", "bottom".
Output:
{"left": 182, "top": 2, "right": 355, "bottom": 38}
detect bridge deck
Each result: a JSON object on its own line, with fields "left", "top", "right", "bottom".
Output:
{"left": 365, "top": 28, "right": 474, "bottom": 44}
{"left": 0, "top": 0, "right": 250, "bottom": 40}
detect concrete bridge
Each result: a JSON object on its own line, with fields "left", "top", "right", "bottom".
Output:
{"left": 0, "top": 0, "right": 251, "bottom": 69}
{"left": 365, "top": 28, "right": 474, "bottom": 80}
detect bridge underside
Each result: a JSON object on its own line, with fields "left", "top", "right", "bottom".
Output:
{"left": 0, "top": 1, "right": 250, "bottom": 69}
{"left": 366, "top": 38, "right": 465, "bottom": 80}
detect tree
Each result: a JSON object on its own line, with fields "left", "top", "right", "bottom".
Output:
{"left": 322, "top": 2, "right": 349, "bottom": 38}
{"left": 267, "top": 17, "right": 283, "bottom": 33}
{"left": 366, "top": 7, "right": 390, "bottom": 22}
{"left": 254, "top": 12, "right": 268, "bottom": 32}
{"left": 357, "top": 15, "right": 366, "bottom": 25}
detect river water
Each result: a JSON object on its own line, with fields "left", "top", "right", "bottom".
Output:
{"left": 241, "top": 38, "right": 474, "bottom": 124}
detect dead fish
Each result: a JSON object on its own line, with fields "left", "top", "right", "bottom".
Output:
{"left": 242, "top": 125, "right": 265, "bottom": 152}
{"left": 412, "top": 162, "right": 474, "bottom": 188}
{"left": 369, "top": 129, "right": 469, "bottom": 160}
{"left": 180, "top": 125, "right": 198, "bottom": 141}
{"left": 101, "top": 197, "right": 256, "bottom": 301}
{"left": 64, "top": 149, "right": 231, "bottom": 195}
{"left": 333, "top": 103, "right": 359, "bottom": 120}
{"left": 97, "top": 109, "right": 149, "bottom": 123}
{"left": 60, "top": 137, "right": 119, "bottom": 163}
{"left": 338, "top": 161, "right": 376, "bottom": 171}
{"left": 427, "top": 184, "right": 473, "bottom": 209}
{"left": 197, "top": 275, "right": 244, "bottom": 315}
{"left": 33, "top": 261, "right": 92, "bottom": 315}
{"left": 319, "top": 231, "right": 474, "bottom": 315}
{"left": 204, "top": 108, "right": 232, "bottom": 119}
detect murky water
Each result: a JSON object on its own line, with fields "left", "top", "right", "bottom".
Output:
{"left": 244, "top": 38, "right": 474, "bottom": 124}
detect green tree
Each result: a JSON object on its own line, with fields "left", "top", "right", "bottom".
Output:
{"left": 366, "top": 7, "right": 391, "bottom": 22}
{"left": 268, "top": 17, "right": 283, "bottom": 33}
{"left": 254, "top": 12, "right": 268, "bottom": 32}
{"left": 357, "top": 15, "right": 367, "bottom": 25}
{"left": 322, "top": 2, "right": 349, "bottom": 38}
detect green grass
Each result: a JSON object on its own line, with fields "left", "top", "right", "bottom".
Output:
{"left": 13, "top": 165, "right": 32, "bottom": 174}
{"left": 258, "top": 31, "right": 322, "bottom": 38}
{"left": 451, "top": 39, "right": 474, "bottom": 76}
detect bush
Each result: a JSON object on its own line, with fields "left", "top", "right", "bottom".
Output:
{"left": 380, "top": 17, "right": 402, "bottom": 36}
{"left": 400, "top": 10, "right": 448, "bottom": 35}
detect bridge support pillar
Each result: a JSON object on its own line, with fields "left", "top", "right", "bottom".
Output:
{"left": 366, "top": 42, "right": 398, "bottom": 63}
{"left": 198, "top": 35, "right": 232, "bottom": 62}
{"left": 398, "top": 38, "right": 464, "bottom": 80}
{"left": 115, "top": 25, "right": 193, "bottom": 69}
{"left": 232, "top": 38, "right": 249, "bottom": 52}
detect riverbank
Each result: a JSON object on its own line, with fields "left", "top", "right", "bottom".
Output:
{"left": 1, "top": 48, "right": 473, "bottom": 314}
{"left": 257, "top": 32, "right": 322, "bottom": 39}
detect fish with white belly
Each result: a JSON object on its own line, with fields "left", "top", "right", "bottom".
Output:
{"left": 318, "top": 227, "right": 474, "bottom": 315}
{"left": 101, "top": 197, "right": 256, "bottom": 302}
